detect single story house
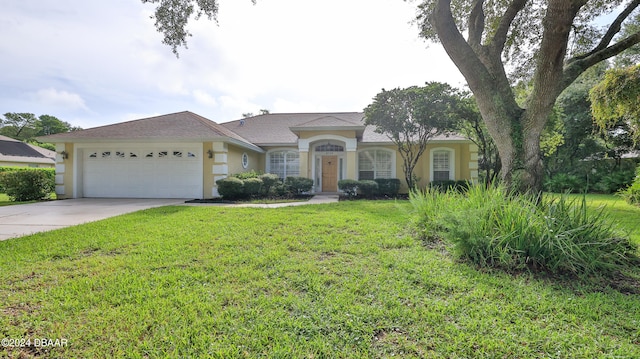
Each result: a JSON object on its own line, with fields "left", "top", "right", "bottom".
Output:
{"left": 0, "top": 135, "right": 56, "bottom": 168}
{"left": 38, "top": 111, "right": 478, "bottom": 199}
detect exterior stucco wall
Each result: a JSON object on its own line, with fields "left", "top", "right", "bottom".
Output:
{"left": 54, "top": 143, "right": 74, "bottom": 199}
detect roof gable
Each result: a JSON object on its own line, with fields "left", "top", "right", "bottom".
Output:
{"left": 37, "top": 111, "right": 258, "bottom": 149}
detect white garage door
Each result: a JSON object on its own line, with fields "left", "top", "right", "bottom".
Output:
{"left": 82, "top": 145, "right": 203, "bottom": 198}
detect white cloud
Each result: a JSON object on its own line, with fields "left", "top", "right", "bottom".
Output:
{"left": 33, "top": 88, "right": 89, "bottom": 111}
{"left": 1, "top": 0, "right": 466, "bottom": 128}
{"left": 193, "top": 90, "right": 219, "bottom": 108}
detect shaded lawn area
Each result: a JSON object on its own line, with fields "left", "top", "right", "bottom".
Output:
{"left": 1, "top": 200, "right": 639, "bottom": 358}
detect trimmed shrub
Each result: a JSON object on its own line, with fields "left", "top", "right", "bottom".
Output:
{"left": 259, "top": 173, "right": 281, "bottom": 195}
{"left": 410, "top": 185, "right": 639, "bottom": 276}
{"left": 243, "top": 177, "right": 263, "bottom": 197}
{"left": 233, "top": 170, "right": 262, "bottom": 180}
{"left": 374, "top": 178, "right": 401, "bottom": 196}
{"left": 216, "top": 177, "right": 245, "bottom": 199}
{"left": 338, "top": 179, "right": 359, "bottom": 197}
{"left": 285, "top": 177, "right": 313, "bottom": 195}
{"left": 357, "top": 180, "right": 378, "bottom": 198}
{"left": 0, "top": 169, "right": 55, "bottom": 201}
{"left": 0, "top": 167, "right": 55, "bottom": 193}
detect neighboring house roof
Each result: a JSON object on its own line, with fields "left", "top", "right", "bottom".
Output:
{"left": 38, "top": 111, "right": 263, "bottom": 152}
{"left": 0, "top": 135, "right": 56, "bottom": 165}
{"left": 220, "top": 112, "right": 468, "bottom": 146}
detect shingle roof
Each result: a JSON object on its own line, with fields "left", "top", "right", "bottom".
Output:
{"left": 0, "top": 135, "right": 55, "bottom": 165}
{"left": 38, "top": 111, "right": 259, "bottom": 149}
{"left": 220, "top": 112, "right": 467, "bottom": 145}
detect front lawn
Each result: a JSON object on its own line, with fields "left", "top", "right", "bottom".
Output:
{"left": 1, "top": 199, "right": 639, "bottom": 358}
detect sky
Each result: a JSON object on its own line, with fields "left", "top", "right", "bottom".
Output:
{"left": 1, "top": 0, "right": 466, "bottom": 129}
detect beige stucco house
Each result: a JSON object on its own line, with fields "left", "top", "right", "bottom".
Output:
{"left": 39, "top": 111, "right": 478, "bottom": 199}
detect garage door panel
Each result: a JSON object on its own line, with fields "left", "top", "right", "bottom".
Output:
{"left": 82, "top": 146, "right": 202, "bottom": 198}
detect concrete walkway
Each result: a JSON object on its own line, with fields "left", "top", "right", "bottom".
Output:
{"left": 0, "top": 195, "right": 340, "bottom": 241}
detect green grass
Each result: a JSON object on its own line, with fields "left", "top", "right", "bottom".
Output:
{"left": 556, "top": 193, "right": 640, "bottom": 244}
{"left": 0, "top": 192, "right": 57, "bottom": 206}
{"left": 1, "top": 199, "right": 639, "bottom": 358}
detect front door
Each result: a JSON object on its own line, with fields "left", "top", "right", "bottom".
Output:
{"left": 322, "top": 155, "right": 337, "bottom": 192}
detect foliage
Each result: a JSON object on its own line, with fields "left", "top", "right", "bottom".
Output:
{"left": 1, "top": 113, "right": 80, "bottom": 141}
{"left": 243, "top": 177, "right": 263, "bottom": 197}
{"left": 284, "top": 177, "right": 313, "bottom": 195}
{"left": 337, "top": 179, "right": 359, "bottom": 197}
{"left": 233, "top": 170, "right": 262, "bottom": 180}
{"left": 590, "top": 64, "right": 640, "bottom": 141}
{"left": 619, "top": 166, "right": 640, "bottom": 206}
{"left": 0, "top": 169, "right": 55, "bottom": 201}
{"left": 429, "top": 180, "right": 469, "bottom": 192}
{"left": 410, "top": 185, "right": 639, "bottom": 276}
{"left": 356, "top": 180, "right": 378, "bottom": 198}
{"left": 454, "top": 96, "right": 501, "bottom": 184}
{"left": 592, "top": 169, "right": 636, "bottom": 194}
{"left": 259, "top": 173, "right": 280, "bottom": 195}
{"left": 544, "top": 173, "right": 585, "bottom": 193}
{"left": 364, "top": 82, "right": 464, "bottom": 189}
{"left": 215, "top": 177, "right": 245, "bottom": 199}
{"left": 374, "top": 178, "right": 401, "bottom": 196}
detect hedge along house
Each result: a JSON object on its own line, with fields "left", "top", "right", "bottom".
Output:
{"left": 38, "top": 111, "right": 478, "bottom": 199}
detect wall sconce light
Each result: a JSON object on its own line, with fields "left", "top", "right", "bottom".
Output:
{"left": 60, "top": 150, "right": 69, "bottom": 160}
{"left": 207, "top": 149, "right": 214, "bottom": 158}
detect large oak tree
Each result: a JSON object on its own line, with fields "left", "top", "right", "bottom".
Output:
{"left": 418, "top": 0, "right": 640, "bottom": 192}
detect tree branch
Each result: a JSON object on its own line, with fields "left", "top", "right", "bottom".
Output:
{"left": 563, "top": 31, "right": 640, "bottom": 89}
{"left": 431, "top": 0, "right": 492, "bottom": 92}
{"left": 572, "top": 0, "right": 640, "bottom": 62}
{"left": 468, "top": 0, "right": 485, "bottom": 48}
{"left": 487, "top": 0, "right": 528, "bottom": 55}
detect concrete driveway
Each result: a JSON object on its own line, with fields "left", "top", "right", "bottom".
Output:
{"left": 0, "top": 198, "right": 185, "bottom": 241}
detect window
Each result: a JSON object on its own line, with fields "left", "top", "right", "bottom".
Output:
{"left": 432, "top": 150, "right": 453, "bottom": 181}
{"left": 268, "top": 150, "right": 299, "bottom": 178}
{"left": 315, "top": 143, "right": 344, "bottom": 152}
{"left": 242, "top": 153, "right": 249, "bottom": 169}
{"left": 358, "top": 150, "right": 393, "bottom": 180}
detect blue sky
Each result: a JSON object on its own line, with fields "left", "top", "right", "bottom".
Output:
{"left": 1, "top": 0, "right": 465, "bottom": 129}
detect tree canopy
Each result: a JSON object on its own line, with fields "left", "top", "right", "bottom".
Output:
{"left": 0, "top": 113, "right": 81, "bottom": 142}
{"left": 364, "top": 82, "right": 462, "bottom": 189}
{"left": 590, "top": 63, "right": 640, "bottom": 141}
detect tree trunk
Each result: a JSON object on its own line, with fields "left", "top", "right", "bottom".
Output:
{"left": 430, "top": 0, "right": 584, "bottom": 194}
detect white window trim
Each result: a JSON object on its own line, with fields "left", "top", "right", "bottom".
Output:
{"left": 266, "top": 148, "right": 300, "bottom": 178}
{"left": 429, "top": 147, "right": 455, "bottom": 182}
{"left": 356, "top": 148, "right": 396, "bottom": 180}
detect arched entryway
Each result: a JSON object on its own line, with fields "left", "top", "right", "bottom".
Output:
{"left": 312, "top": 140, "right": 346, "bottom": 192}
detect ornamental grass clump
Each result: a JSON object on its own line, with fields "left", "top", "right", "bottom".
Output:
{"left": 410, "top": 185, "right": 639, "bottom": 276}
